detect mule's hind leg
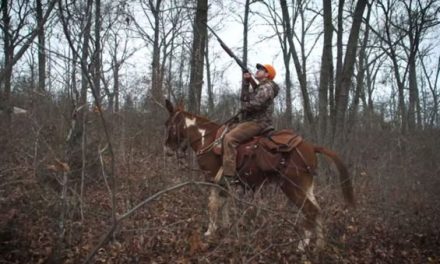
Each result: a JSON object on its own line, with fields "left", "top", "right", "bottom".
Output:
{"left": 205, "top": 188, "right": 221, "bottom": 236}
{"left": 281, "top": 174, "right": 324, "bottom": 251}
{"left": 204, "top": 187, "right": 230, "bottom": 237}
{"left": 220, "top": 191, "right": 231, "bottom": 228}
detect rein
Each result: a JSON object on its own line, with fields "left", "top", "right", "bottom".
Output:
{"left": 196, "top": 126, "right": 228, "bottom": 156}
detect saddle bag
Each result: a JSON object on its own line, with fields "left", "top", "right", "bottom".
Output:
{"left": 254, "top": 144, "right": 282, "bottom": 171}
{"left": 259, "top": 129, "right": 303, "bottom": 152}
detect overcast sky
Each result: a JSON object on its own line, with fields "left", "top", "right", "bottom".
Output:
{"left": 8, "top": 0, "right": 440, "bottom": 112}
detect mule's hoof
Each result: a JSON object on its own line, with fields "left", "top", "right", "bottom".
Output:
{"left": 204, "top": 228, "right": 216, "bottom": 237}
{"left": 297, "top": 241, "right": 307, "bottom": 252}
{"left": 315, "top": 239, "right": 325, "bottom": 250}
{"left": 297, "top": 238, "right": 311, "bottom": 252}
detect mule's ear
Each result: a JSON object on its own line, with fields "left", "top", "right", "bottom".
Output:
{"left": 176, "top": 98, "right": 185, "bottom": 111}
{"left": 165, "top": 99, "right": 174, "bottom": 114}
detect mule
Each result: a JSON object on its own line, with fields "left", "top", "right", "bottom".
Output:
{"left": 163, "top": 99, "right": 354, "bottom": 251}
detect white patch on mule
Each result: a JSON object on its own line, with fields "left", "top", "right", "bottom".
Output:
{"left": 297, "top": 230, "right": 312, "bottom": 252}
{"left": 205, "top": 189, "right": 220, "bottom": 237}
{"left": 184, "top": 117, "right": 196, "bottom": 128}
{"left": 306, "top": 182, "right": 320, "bottom": 209}
{"left": 198, "top": 128, "right": 206, "bottom": 146}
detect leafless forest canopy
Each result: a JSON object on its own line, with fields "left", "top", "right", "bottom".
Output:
{"left": 1, "top": 0, "right": 439, "bottom": 262}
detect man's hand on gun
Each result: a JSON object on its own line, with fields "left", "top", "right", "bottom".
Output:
{"left": 243, "top": 72, "right": 252, "bottom": 83}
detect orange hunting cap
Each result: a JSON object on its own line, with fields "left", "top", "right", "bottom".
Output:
{"left": 256, "top": 63, "right": 276, "bottom": 80}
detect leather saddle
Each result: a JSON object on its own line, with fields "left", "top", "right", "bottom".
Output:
{"left": 213, "top": 126, "right": 303, "bottom": 154}
{"left": 212, "top": 125, "right": 303, "bottom": 172}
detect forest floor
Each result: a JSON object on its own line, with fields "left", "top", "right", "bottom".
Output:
{"left": 1, "top": 128, "right": 440, "bottom": 263}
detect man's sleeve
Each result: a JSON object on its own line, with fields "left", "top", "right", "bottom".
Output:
{"left": 243, "top": 82, "right": 275, "bottom": 112}
{"left": 240, "top": 82, "right": 251, "bottom": 102}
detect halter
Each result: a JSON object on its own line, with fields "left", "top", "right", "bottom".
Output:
{"left": 167, "top": 110, "right": 240, "bottom": 158}
{"left": 185, "top": 111, "right": 241, "bottom": 156}
{"left": 168, "top": 110, "right": 217, "bottom": 155}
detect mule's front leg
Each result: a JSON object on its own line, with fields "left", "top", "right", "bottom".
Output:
{"left": 204, "top": 188, "right": 221, "bottom": 236}
{"left": 220, "top": 192, "right": 230, "bottom": 228}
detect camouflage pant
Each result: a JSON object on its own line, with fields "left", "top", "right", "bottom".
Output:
{"left": 222, "top": 121, "right": 265, "bottom": 176}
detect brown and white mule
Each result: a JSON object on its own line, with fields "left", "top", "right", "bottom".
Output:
{"left": 163, "top": 99, "right": 354, "bottom": 251}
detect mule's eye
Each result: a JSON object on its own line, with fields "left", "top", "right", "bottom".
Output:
{"left": 169, "top": 125, "right": 177, "bottom": 136}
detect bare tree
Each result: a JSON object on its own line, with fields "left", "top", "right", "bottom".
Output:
{"left": 371, "top": 0, "right": 440, "bottom": 133}
{"left": 0, "top": 0, "right": 56, "bottom": 85}
{"left": 0, "top": 0, "right": 55, "bottom": 127}
{"left": 36, "top": 0, "right": 46, "bottom": 93}
{"left": 279, "top": 0, "right": 319, "bottom": 132}
{"left": 347, "top": 2, "right": 372, "bottom": 131}
{"left": 205, "top": 36, "right": 214, "bottom": 114}
{"left": 164, "top": 0, "right": 188, "bottom": 102}
{"left": 132, "top": 0, "right": 190, "bottom": 111}
{"left": 259, "top": 0, "right": 294, "bottom": 127}
{"left": 1, "top": 0, "right": 14, "bottom": 126}
{"left": 318, "top": 0, "right": 333, "bottom": 142}
{"left": 188, "top": 0, "right": 208, "bottom": 113}
{"left": 402, "top": 0, "right": 439, "bottom": 130}
{"left": 97, "top": 1, "right": 136, "bottom": 113}
{"left": 131, "top": 0, "right": 165, "bottom": 109}
{"left": 92, "top": 0, "right": 102, "bottom": 104}
{"left": 333, "top": 0, "right": 368, "bottom": 142}
{"left": 420, "top": 54, "right": 440, "bottom": 126}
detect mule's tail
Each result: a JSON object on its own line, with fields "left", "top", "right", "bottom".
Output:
{"left": 314, "top": 146, "right": 355, "bottom": 207}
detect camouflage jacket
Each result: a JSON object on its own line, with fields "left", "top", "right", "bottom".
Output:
{"left": 241, "top": 79, "right": 279, "bottom": 126}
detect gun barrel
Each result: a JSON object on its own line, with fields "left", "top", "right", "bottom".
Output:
{"left": 206, "top": 23, "right": 258, "bottom": 87}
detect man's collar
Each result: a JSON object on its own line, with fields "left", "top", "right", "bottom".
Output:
{"left": 258, "top": 78, "right": 271, "bottom": 84}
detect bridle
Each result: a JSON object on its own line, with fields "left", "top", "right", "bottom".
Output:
{"left": 165, "top": 111, "right": 188, "bottom": 153}
{"left": 166, "top": 110, "right": 241, "bottom": 158}
{"left": 166, "top": 111, "right": 214, "bottom": 153}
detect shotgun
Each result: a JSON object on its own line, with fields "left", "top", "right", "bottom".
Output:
{"left": 206, "top": 24, "right": 258, "bottom": 101}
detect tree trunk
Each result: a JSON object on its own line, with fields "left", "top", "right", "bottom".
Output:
{"left": 36, "top": 0, "right": 46, "bottom": 93}
{"left": 177, "top": 44, "right": 186, "bottom": 99}
{"left": 1, "top": 0, "right": 12, "bottom": 127}
{"left": 65, "top": 0, "right": 93, "bottom": 169}
{"left": 188, "top": 0, "right": 208, "bottom": 113}
{"left": 205, "top": 37, "right": 214, "bottom": 114}
{"left": 348, "top": 3, "right": 371, "bottom": 132}
{"left": 407, "top": 20, "right": 423, "bottom": 131}
{"left": 318, "top": 0, "right": 333, "bottom": 142}
{"left": 241, "top": 0, "right": 250, "bottom": 109}
{"left": 279, "top": 0, "right": 314, "bottom": 129}
{"left": 420, "top": 54, "right": 440, "bottom": 127}
{"left": 408, "top": 53, "right": 418, "bottom": 131}
{"left": 334, "top": 0, "right": 368, "bottom": 142}
{"left": 0, "top": 0, "right": 56, "bottom": 85}
{"left": 332, "top": 0, "right": 345, "bottom": 132}
{"left": 150, "top": 0, "right": 164, "bottom": 108}
{"left": 81, "top": 0, "right": 93, "bottom": 106}
{"left": 114, "top": 61, "right": 120, "bottom": 113}
{"left": 93, "top": 0, "right": 101, "bottom": 104}
{"left": 283, "top": 51, "right": 293, "bottom": 127}
{"left": 166, "top": 26, "right": 176, "bottom": 101}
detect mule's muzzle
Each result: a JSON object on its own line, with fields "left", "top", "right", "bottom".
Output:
{"left": 164, "top": 145, "right": 187, "bottom": 159}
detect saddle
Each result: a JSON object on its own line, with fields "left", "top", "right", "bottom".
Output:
{"left": 212, "top": 125, "right": 303, "bottom": 172}
{"left": 213, "top": 126, "right": 303, "bottom": 154}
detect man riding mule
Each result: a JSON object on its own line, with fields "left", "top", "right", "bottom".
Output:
{"left": 223, "top": 63, "right": 280, "bottom": 179}
{"left": 163, "top": 98, "right": 355, "bottom": 252}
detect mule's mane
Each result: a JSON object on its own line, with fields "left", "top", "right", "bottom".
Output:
{"left": 180, "top": 110, "right": 220, "bottom": 128}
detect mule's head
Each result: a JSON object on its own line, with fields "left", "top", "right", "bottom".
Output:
{"left": 164, "top": 99, "right": 189, "bottom": 157}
